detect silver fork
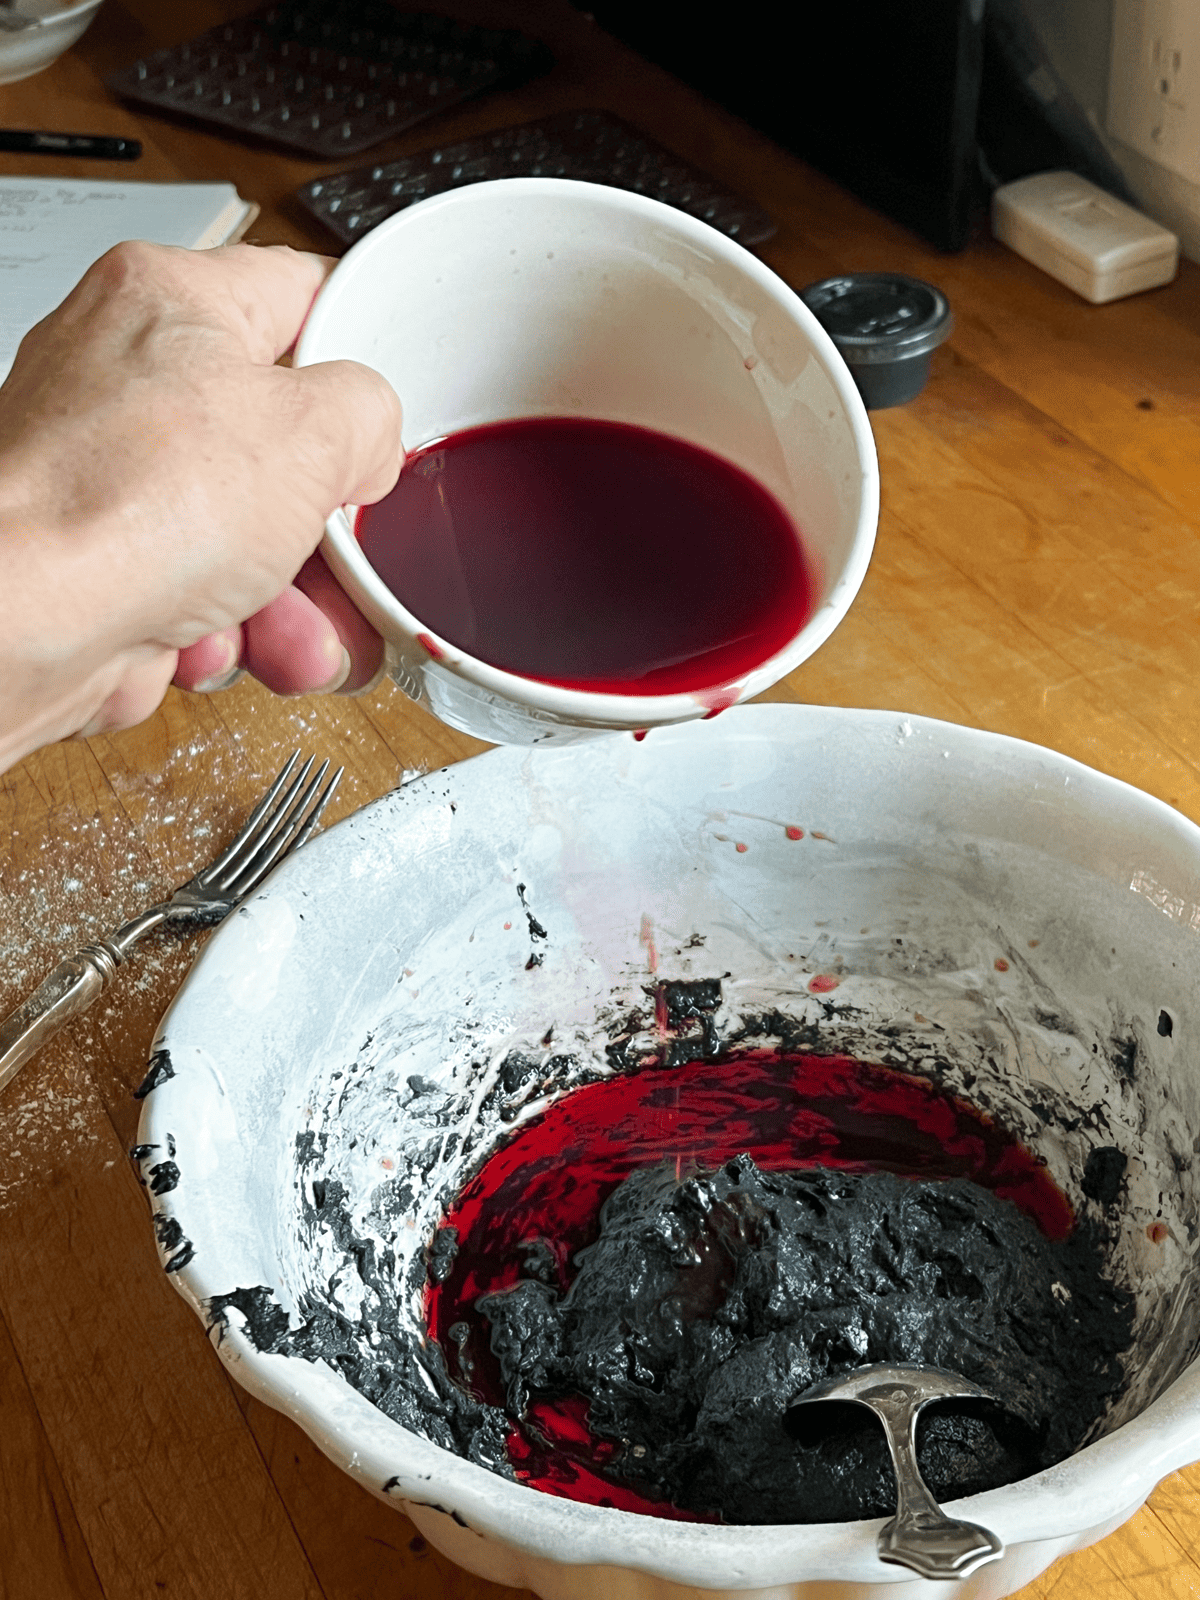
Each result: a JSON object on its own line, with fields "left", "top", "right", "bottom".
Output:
{"left": 0, "top": 751, "right": 342, "bottom": 1094}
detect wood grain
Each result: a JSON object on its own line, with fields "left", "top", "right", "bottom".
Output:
{"left": 2, "top": 2, "right": 1199, "bottom": 1596}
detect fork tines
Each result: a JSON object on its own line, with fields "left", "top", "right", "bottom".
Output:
{"left": 199, "top": 752, "right": 343, "bottom": 900}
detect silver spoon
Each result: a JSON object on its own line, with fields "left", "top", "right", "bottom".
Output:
{"left": 790, "top": 1363, "right": 1005, "bottom": 1581}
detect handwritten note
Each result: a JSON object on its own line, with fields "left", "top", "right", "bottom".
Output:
{"left": 0, "top": 179, "right": 254, "bottom": 383}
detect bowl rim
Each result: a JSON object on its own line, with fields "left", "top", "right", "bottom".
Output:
{"left": 140, "top": 704, "right": 1200, "bottom": 1587}
{"left": 297, "top": 177, "right": 881, "bottom": 725}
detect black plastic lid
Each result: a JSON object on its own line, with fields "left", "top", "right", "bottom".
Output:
{"left": 800, "top": 273, "right": 953, "bottom": 366}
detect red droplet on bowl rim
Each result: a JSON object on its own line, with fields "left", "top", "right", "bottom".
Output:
{"left": 696, "top": 684, "right": 742, "bottom": 720}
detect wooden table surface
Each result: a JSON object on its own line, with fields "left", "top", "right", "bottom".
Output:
{"left": 4, "top": 4, "right": 1200, "bottom": 1597}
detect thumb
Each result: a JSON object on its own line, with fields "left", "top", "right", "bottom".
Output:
{"left": 282, "top": 356, "right": 405, "bottom": 509}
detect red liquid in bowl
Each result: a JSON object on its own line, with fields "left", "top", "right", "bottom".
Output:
{"left": 425, "top": 1049, "right": 1073, "bottom": 1516}
{"left": 355, "top": 417, "right": 815, "bottom": 695}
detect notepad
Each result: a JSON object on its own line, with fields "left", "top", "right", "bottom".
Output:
{"left": 0, "top": 179, "right": 258, "bottom": 385}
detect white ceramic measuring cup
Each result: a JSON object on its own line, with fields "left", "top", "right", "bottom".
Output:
{"left": 295, "top": 177, "right": 879, "bottom": 744}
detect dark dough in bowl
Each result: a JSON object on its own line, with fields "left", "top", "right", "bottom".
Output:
{"left": 478, "top": 1157, "right": 1134, "bottom": 1523}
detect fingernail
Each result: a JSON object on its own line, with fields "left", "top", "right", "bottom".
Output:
{"left": 194, "top": 665, "right": 246, "bottom": 695}
{"left": 319, "top": 646, "right": 353, "bottom": 695}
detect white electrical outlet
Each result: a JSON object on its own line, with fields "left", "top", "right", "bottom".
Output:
{"left": 1108, "top": 0, "right": 1200, "bottom": 185}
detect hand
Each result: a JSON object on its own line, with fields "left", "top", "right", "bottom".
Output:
{"left": 0, "top": 240, "right": 403, "bottom": 773}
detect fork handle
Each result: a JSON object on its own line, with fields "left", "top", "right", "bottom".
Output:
{"left": 0, "top": 943, "right": 124, "bottom": 1094}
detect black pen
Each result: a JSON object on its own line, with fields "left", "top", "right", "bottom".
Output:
{"left": 0, "top": 129, "right": 142, "bottom": 160}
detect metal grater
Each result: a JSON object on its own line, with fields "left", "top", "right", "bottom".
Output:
{"left": 105, "top": 2, "right": 553, "bottom": 160}
{"left": 295, "top": 108, "right": 776, "bottom": 246}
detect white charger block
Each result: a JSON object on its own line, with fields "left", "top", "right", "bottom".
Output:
{"left": 992, "top": 171, "right": 1179, "bottom": 304}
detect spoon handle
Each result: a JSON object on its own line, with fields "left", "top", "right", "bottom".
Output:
{"left": 868, "top": 1390, "right": 1004, "bottom": 1582}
